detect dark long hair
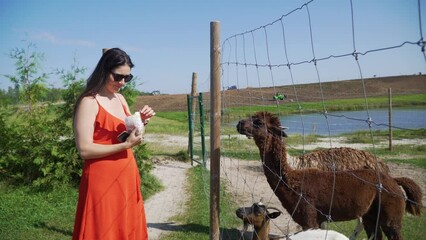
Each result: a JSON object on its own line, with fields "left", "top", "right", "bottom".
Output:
{"left": 73, "top": 48, "right": 134, "bottom": 119}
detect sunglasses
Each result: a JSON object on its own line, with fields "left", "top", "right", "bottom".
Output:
{"left": 111, "top": 72, "right": 134, "bottom": 83}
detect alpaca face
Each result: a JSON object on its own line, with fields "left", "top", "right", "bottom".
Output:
{"left": 236, "top": 111, "right": 287, "bottom": 139}
{"left": 236, "top": 116, "right": 262, "bottom": 139}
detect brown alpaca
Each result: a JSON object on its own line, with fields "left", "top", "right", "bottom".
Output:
{"left": 280, "top": 125, "right": 418, "bottom": 239}
{"left": 294, "top": 147, "right": 390, "bottom": 173}
{"left": 237, "top": 111, "right": 423, "bottom": 240}
{"left": 283, "top": 127, "right": 391, "bottom": 239}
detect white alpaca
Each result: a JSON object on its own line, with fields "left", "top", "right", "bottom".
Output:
{"left": 287, "top": 228, "right": 349, "bottom": 240}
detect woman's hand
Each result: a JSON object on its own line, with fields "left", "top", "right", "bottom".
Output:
{"left": 139, "top": 105, "right": 155, "bottom": 124}
{"left": 125, "top": 128, "right": 143, "bottom": 148}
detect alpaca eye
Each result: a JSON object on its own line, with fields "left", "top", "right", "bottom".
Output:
{"left": 252, "top": 119, "right": 262, "bottom": 128}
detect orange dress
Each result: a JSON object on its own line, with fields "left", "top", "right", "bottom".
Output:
{"left": 73, "top": 98, "right": 148, "bottom": 240}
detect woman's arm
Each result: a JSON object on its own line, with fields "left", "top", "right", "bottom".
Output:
{"left": 74, "top": 96, "right": 142, "bottom": 160}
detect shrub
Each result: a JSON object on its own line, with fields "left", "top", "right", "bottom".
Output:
{"left": 0, "top": 106, "right": 81, "bottom": 189}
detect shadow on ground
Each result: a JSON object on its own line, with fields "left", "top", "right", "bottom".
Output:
{"left": 148, "top": 222, "right": 242, "bottom": 239}
{"left": 34, "top": 222, "right": 73, "bottom": 236}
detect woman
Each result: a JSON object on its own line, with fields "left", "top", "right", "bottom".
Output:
{"left": 72, "top": 48, "right": 154, "bottom": 240}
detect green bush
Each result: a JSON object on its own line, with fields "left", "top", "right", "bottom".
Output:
{"left": 133, "top": 142, "right": 164, "bottom": 199}
{"left": 0, "top": 106, "right": 80, "bottom": 189}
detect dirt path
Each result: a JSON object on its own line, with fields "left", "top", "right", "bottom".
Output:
{"left": 144, "top": 157, "right": 191, "bottom": 240}
{"left": 143, "top": 135, "right": 426, "bottom": 239}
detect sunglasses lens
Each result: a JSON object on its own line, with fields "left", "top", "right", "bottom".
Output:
{"left": 125, "top": 74, "right": 133, "bottom": 83}
{"left": 112, "top": 73, "right": 133, "bottom": 83}
{"left": 113, "top": 74, "right": 122, "bottom": 82}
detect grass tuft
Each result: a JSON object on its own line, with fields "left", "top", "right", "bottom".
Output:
{"left": 161, "top": 166, "right": 241, "bottom": 240}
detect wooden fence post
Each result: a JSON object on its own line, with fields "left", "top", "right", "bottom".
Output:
{"left": 388, "top": 88, "right": 393, "bottom": 151}
{"left": 210, "top": 21, "right": 221, "bottom": 240}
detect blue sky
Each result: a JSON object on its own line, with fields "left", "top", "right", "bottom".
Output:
{"left": 0, "top": 0, "right": 425, "bottom": 94}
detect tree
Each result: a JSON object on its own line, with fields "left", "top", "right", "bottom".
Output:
{"left": 4, "top": 42, "right": 49, "bottom": 112}
{"left": 55, "top": 56, "right": 86, "bottom": 119}
{"left": 0, "top": 89, "right": 10, "bottom": 106}
{"left": 120, "top": 77, "right": 140, "bottom": 107}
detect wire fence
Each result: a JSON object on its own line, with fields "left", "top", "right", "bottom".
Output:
{"left": 200, "top": 0, "right": 426, "bottom": 239}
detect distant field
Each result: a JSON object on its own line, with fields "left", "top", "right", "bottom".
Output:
{"left": 133, "top": 74, "right": 426, "bottom": 112}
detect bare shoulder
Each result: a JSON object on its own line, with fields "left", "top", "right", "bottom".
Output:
{"left": 80, "top": 95, "right": 97, "bottom": 105}
{"left": 78, "top": 96, "right": 99, "bottom": 112}
{"left": 74, "top": 96, "right": 98, "bottom": 128}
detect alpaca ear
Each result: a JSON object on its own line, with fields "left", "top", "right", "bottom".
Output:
{"left": 271, "top": 126, "right": 288, "bottom": 137}
{"left": 270, "top": 126, "right": 283, "bottom": 137}
{"left": 268, "top": 211, "right": 281, "bottom": 219}
{"left": 281, "top": 127, "right": 288, "bottom": 138}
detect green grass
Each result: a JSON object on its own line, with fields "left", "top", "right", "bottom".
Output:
{"left": 341, "top": 129, "right": 426, "bottom": 144}
{"left": 327, "top": 209, "right": 426, "bottom": 239}
{"left": 141, "top": 168, "right": 165, "bottom": 199}
{"left": 154, "top": 111, "right": 188, "bottom": 123}
{"left": 221, "top": 136, "right": 259, "bottom": 160}
{"left": 332, "top": 128, "right": 426, "bottom": 170}
{"left": 0, "top": 182, "right": 77, "bottom": 240}
{"left": 371, "top": 144, "right": 426, "bottom": 170}
{"left": 145, "top": 113, "right": 188, "bottom": 135}
{"left": 161, "top": 166, "right": 241, "bottom": 240}
{"left": 142, "top": 113, "right": 190, "bottom": 155}
{"left": 220, "top": 134, "right": 321, "bottom": 160}
{"left": 0, "top": 167, "right": 161, "bottom": 240}
{"left": 401, "top": 209, "right": 426, "bottom": 239}
{"left": 222, "top": 94, "right": 426, "bottom": 122}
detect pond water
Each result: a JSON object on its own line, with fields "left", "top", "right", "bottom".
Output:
{"left": 280, "top": 108, "right": 426, "bottom": 136}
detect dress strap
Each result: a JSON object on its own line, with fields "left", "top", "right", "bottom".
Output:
{"left": 94, "top": 95, "right": 101, "bottom": 105}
